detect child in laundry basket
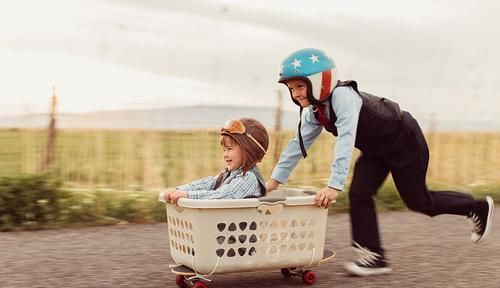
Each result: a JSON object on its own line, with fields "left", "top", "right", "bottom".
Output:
{"left": 159, "top": 117, "right": 269, "bottom": 204}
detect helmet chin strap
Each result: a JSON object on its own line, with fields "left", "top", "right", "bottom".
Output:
{"left": 298, "top": 106, "right": 307, "bottom": 158}
{"left": 306, "top": 80, "right": 320, "bottom": 106}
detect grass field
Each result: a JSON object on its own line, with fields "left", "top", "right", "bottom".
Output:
{"left": 2, "top": 128, "right": 500, "bottom": 195}
{"left": 1, "top": 128, "right": 500, "bottom": 230}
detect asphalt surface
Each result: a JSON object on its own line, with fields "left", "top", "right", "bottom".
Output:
{"left": 1, "top": 211, "right": 499, "bottom": 288}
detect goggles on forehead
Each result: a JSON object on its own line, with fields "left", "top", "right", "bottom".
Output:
{"left": 221, "top": 119, "right": 266, "bottom": 153}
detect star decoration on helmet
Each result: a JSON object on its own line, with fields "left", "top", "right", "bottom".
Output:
{"left": 291, "top": 58, "right": 302, "bottom": 68}
{"left": 309, "top": 54, "right": 319, "bottom": 63}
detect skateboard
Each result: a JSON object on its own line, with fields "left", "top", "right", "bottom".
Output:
{"left": 171, "top": 248, "right": 335, "bottom": 287}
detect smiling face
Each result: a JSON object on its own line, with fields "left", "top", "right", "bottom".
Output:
{"left": 286, "top": 78, "right": 311, "bottom": 108}
{"left": 221, "top": 135, "right": 244, "bottom": 171}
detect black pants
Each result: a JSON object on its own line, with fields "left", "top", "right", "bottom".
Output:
{"left": 349, "top": 111, "right": 477, "bottom": 252}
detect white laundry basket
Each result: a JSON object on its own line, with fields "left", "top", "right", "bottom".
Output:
{"left": 164, "top": 189, "right": 329, "bottom": 275}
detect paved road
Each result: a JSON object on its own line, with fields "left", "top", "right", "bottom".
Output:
{"left": 1, "top": 211, "right": 499, "bottom": 288}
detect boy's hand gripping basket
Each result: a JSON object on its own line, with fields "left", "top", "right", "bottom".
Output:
{"left": 164, "top": 189, "right": 329, "bottom": 275}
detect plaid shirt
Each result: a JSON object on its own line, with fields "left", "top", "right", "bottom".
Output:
{"left": 176, "top": 167, "right": 262, "bottom": 199}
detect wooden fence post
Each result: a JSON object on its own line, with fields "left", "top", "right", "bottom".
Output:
{"left": 41, "top": 86, "right": 57, "bottom": 172}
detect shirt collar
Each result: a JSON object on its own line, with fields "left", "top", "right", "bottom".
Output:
{"left": 229, "top": 167, "right": 243, "bottom": 176}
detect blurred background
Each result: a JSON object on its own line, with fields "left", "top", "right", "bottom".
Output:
{"left": 1, "top": 0, "right": 500, "bottom": 124}
{"left": 1, "top": 0, "right": 500, "bottom": 223}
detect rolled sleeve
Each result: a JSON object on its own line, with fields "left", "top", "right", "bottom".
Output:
{"left": 176, "top": 176, "right": 217, "bottom": 192}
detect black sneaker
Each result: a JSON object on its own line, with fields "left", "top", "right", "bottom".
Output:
{"left": 343, "top": 243, "right": 392, "bottom": 276}
{"left": 469, "top": 196, "right": 494, "bottom": 243}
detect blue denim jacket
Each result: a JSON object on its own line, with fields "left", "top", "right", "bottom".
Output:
{"left": 271, "top": 86, "right": 362, "bottom": 191}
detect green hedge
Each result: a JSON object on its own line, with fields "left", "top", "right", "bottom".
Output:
{"left": 0, "top": 174, "right": 165, "bottom": 231}
{"left": 0, "top": 174, "right": 68, "bottom": 230}
{"left": 1, "top": 174, "right": 498, "bottom": 231}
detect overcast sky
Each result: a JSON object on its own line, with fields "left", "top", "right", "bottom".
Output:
{"left": 1, "top": 0, "right": 499, "bottom": 123}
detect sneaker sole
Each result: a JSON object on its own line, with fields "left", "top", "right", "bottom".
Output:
{"left": 475, "top": 196, "right": 494, "bottom": 243}
{"left": 343, "top": 262, "right": 392, "bottom": 277}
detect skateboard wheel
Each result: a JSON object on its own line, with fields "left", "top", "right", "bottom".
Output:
{"left": 192, "top": 281, "right": 208, "bottom": 288}
{"left": 302, "top": 270, "right": 316, "bottom": 285}
{"left": 175, "top": 275, "right": 187, "bottom": 288}
{"left": 280, "top": 268, "right": 292, "bottom": 278}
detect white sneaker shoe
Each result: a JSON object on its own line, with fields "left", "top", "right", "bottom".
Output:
{"left": 469, "top": 196, "right": 494, "bottom": 243}
{"left": 343, "top": 243, "right": 392, "bottom": 276}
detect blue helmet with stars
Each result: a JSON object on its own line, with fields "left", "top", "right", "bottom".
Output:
{"left": 278, "top": 48, "right": 338, "bottom": 106}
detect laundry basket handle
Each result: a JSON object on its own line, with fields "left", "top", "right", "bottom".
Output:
{"left": 302, "top": 190, "right": 317, "bottom": 195}
{"left": 258, "top": 196, "right": 287, "bottom": 203}
{"left": 257, "top": 196, "right": 285, "bottom": 215}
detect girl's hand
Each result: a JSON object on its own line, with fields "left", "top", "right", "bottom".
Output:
{"left": 159, "top": 188, "right": 177, "bottom": 202}
{"left": 169, "top": 190, "right": 189, "bottom": 205}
